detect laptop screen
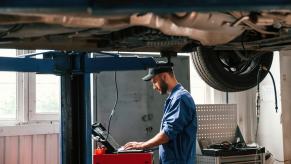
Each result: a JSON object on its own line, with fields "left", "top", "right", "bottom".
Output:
{"left": 92, "top": 123, "right": 120, "bottom": 153}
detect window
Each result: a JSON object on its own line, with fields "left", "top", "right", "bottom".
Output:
{"left": 0, "top": 49, "right": 17, "bottom": 120}
{"left": 29, "top": 50, "right": 60, "bottom": 120}
{"left": 0, "top": 49, "right": 60, "bottom": 124}
{"left": 29, "top": 72, "right": 60, "bottom": 120}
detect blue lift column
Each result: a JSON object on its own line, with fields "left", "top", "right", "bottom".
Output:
{"left": 0, "top": 51, "right": 156, "bottom": 164}
{"left": 60, "top": 53, "right": 92, "bottom": 164}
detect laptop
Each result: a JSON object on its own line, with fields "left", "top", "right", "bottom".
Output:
{"left": 92, "top": 123, "right": 145, "bottom": 153}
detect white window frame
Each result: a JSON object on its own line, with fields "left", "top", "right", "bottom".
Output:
{"left": 0, "top": 49, "right": 60, "bottom": 126}
{"left": 28, "top": 72, "right": 60, "bottom": 121}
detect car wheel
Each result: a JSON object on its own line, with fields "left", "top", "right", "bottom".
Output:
{"left": 192, "top": 46, "right": 274, "bottom": 92}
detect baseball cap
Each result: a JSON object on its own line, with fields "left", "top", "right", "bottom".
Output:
{"left": 142, "top": 62, "right": 173, "bottom": 81}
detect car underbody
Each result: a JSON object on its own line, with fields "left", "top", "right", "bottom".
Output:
{"left": 1, "top": 10, "right": 291, "bottom": 51}
{"left": 0, "top": 8, "right": 290, "bottom": 91}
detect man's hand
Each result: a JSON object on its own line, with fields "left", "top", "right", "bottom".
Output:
{"left": 123, "top": 142, "right": 145, "bottom": 150}
{"left": 123, "top": 131, "right": 169, "bottom": 150}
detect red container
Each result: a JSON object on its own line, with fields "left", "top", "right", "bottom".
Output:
{"left": 94, "top": 148, "right": 107, "bottom": 155}
{"left": 94, "top": 152, "right": 153, "bottom": 164}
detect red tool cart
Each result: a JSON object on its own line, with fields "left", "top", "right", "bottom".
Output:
{"left": 94, "top": 152, "right": 153, "bottom": 164}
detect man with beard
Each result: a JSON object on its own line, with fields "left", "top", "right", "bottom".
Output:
{"left": 123, "top": 63, "right": 197, "bottom": 164}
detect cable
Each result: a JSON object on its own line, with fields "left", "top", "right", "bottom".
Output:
{"left": 269, "top": 71, "right": 279, "bottom": 113}
{"left": 262, "top": 66, "right": 278, "bottom": 113}
{"left": 255, "top": 66, "right": 262, "bottom": 143}
{"left": 105, "top": 71, "right": 119, "bottom": 141}
{"left": 0, "top": 24, "right": 24, "bottom": 38}
{"left": 253, "top": 66, "right": 264, "bottom": 164}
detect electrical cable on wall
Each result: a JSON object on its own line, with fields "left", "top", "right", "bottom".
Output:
{"left": 106, "top": 71, "right": 119, "bottom": 142}
{"left": 254, "top": 66, "right": 263, "bottom": 164}
{"left": 255, "top": 66, "right": 262, "bottom": 143}
{"left": 261, "top": 66, "right": 278, "bottom": 112}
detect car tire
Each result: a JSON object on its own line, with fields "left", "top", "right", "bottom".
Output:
{"left": 192, "top": 46, "right": 274, "bottom": 92}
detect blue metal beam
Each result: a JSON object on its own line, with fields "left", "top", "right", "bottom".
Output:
{"left": 0, "top": 56, "right": 55, "bottom": 73}
{"left": 0, "top": 52, "right": 157, "bottom": 74}
{"left": 85, "top": 55, "right": 156, "bottom": 73}
{"left": 82, "top": 72, "right": 92, "bottom": 164}
{"left": 1, "top": 0, "right": 291, "bottom": 13}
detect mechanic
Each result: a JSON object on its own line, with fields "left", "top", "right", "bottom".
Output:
{"left": 124, "top": 63, "right": 197, "bottom": 164}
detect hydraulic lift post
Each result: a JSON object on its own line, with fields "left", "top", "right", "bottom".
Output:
{"left": 0, "top": 51, "right": 156, "bottom": 164}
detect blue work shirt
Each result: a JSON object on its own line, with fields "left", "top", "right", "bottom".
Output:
{"left": 159, "top": 84, "right": 197, "bottom": 164}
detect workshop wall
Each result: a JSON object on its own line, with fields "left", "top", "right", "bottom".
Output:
{"left": 0, "top": 133, "right": 59, "bottom": 164}
{"left": 278, "top": 51, "right": 291, "bottom": 162}
{"left": 257, "top": 53, "right": 284, "bottom": 162}
{"left": 228, "top": 89, "right": 257, "bottom": 143}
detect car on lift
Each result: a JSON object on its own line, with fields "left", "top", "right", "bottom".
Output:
{"left": 0, "top": 3, "right": 289, "bottom": 91}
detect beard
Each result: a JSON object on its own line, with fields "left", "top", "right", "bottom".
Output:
{"left": 160, "top": 79, "right": 168, "bottom": 95}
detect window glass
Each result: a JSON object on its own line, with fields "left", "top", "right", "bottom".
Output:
{"left": 36, "top": 74, "right": 60, "bottom": 113}
{"left": 0, "top": 49, "right": 17, "bottom": 119}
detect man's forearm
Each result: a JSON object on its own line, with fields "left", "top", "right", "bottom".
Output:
{"left": 142, "top": 131, "right": 169, "bottom": 149}
{"left": 124, "top": 131, "right": 170, "bottom": 150}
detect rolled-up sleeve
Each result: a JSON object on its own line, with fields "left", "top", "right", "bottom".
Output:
{"left": 162, "top": 96, "right": 193, "bottom": 140}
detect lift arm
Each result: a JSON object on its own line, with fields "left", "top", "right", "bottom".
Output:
{"left": 0, "top": 51, "right": 156, "bottom": 74}
{"left": 0, "top": 51, "right": 157, "bottom": 164}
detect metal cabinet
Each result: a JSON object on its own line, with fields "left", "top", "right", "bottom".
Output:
{"left": 196, "top": 104, "right": 265, "bottom": 164}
